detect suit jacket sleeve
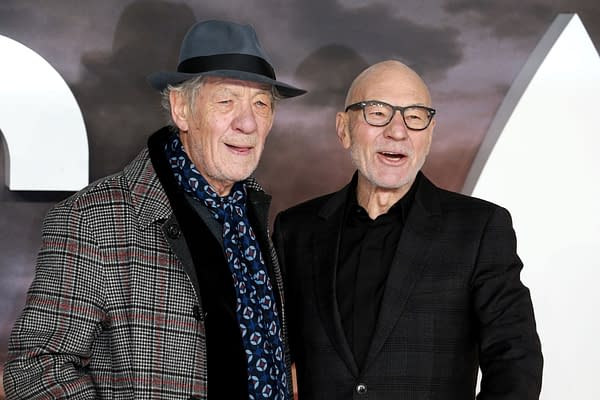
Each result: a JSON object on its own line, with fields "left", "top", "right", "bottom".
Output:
{"left": 3, "top": 201, "right": 104, "bottom": 399}
{"left": 473, "top": 206, "right": 543, "bottom": 399}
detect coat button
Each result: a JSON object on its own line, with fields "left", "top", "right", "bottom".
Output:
{"left": 166, "top": 224, "right": 181, "bottom": 239}
{"left": 355, "top": 383, "right": 367, "bottom": 394}
{"left": 192, "top": 305, "right": 206, "bottom": 321}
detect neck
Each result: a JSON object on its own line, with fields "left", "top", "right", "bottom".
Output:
{"left": 356, "top": 175, "right": 413, "bottom": 219}
{"left": 208, "top": 180, "right": 234, "bottom": 197}
{"left": 200, "top": 173, "right": 236, "bottom": 197}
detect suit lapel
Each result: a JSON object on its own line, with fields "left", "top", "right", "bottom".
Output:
{"left": 312, "top": 184, "right": 360, "bottom": 376}
{"left": 363, "top": 174, "right": 442, "bottom": 371}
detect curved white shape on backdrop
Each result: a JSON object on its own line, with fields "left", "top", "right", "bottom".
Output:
{"left": 465, "top": 13, "right": 600, "bottom": 400}
{"left": 0, "top": 34, "right": 88, "bottom": 191}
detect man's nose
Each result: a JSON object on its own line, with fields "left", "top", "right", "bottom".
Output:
{"left": 384, "top": 110, "right": 409, "bottom": 139}
{"left": 231, "top": 102, "right": 258, "bottom": 133}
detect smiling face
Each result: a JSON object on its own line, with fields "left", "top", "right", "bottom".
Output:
{"left": 170, "top": 77, "right": 275, "bottom": 196}
{"left": 336, "top": 60, "right": 436, "bottom": 198}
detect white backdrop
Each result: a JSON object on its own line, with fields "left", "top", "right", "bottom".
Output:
{"left": 466, "top": 14, "right": 600, "bottom": 400}
{"left": 0, "top": 35, "right": 88, "bottom": 191}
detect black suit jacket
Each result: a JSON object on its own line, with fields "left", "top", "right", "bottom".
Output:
{"left": 273, "top": 172, "right": 542, "bottom": 399}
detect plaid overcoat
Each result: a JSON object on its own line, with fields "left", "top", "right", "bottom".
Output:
{"left": 3, "top": 129, "right": 291, "bottom": 399}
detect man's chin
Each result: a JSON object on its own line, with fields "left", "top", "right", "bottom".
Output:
{"left": 366, "top": 173, "right": 415, "bottom": 192}
{"left": 224, "top": 168, "right": 258, "bottom": 184}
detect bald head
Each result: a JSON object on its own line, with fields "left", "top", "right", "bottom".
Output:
{"left": 344, "top": 60, "right": 432, "bottom": 108}
{"left": 335, "top": 59, "right": 436, "bottom": 213}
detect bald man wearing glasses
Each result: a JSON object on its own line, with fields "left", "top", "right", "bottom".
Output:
{"left": 273, "top": 60, "right": 543, "bottom": 399}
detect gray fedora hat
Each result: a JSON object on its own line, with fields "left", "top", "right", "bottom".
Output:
{"left": 147, "top": 20, "right": 306, "bottom": 98}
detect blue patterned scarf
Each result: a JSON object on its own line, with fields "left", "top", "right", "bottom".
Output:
{"left": 165, "top": 133, "right": 288, "bottom": 399}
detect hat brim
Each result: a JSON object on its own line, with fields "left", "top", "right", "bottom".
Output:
{"left": 147, "top": 69, "right": 306, "bottom": 98}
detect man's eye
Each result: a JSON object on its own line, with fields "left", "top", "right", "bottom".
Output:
{"left": 255, "top": 100, "right": 271, "bottom": 108}
{"left": 367, "top": 110, "right": 388, "bottom": 119}
{"left": 405, "top": 110, "right": 428, "bottom": 121}
{"left": 256, "top": 94, "right": 273, "bottom": 107}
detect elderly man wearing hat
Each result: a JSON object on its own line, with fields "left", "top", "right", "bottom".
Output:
{"left": 4, "top": 20, "right": 305, "bottom": 400}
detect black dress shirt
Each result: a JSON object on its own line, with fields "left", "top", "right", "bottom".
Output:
{"left": 336, "top": 174, "right": 419, "bottom": 368}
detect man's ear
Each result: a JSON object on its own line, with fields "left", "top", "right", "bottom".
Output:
{"left": 169, "top": 91, "right": 190, "bottom": 131}
{"left": 335, "top": 111, "right": 352, "bottom": 149}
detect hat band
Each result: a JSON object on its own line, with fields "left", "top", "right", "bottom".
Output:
{"left": 177, "top": 54, "right": 276, "bottom": 80}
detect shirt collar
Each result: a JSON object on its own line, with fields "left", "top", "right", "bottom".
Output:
{"left": 345, "top": 171, "right": 421, "bottom": 223}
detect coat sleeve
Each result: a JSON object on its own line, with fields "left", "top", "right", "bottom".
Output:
{"left": 3, "top": 201, "right": 105, "bottom": 399}
{"left": 472, "top": 206, "right": 543, "bottom": 399}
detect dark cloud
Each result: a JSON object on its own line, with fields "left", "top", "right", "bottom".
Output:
{"left": 0, "top": 4, "right": 34, "bottom": 37}
{"left": 256, "top": 115, "right": 354, "bottom": 219}
{"left": 443, "top": 0, "right": 599, "bottom": 45}
{"left": 0, "top": 1, "right": 98, "bottom": 67}
{"left": 70, "top": 0, "right": 196, "bottom": 180}
{"left": 295, "top": 45, "right": 368, "bottom": 108}
{"left": 280, "top": 0, "right": 463, "bottom": 83}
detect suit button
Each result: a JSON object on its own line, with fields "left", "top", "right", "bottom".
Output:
{"left": 355, "top": 383, "right": 367, "bottom": 394}
{"left": 166, "top": 224, "right": 181, "bottom": 239}
{"left": 192, "top": 305, "right": 206, "bottom": 321}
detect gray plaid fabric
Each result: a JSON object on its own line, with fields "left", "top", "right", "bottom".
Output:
{"left": 3, "top": 147, "right": 290, "bottom": 399}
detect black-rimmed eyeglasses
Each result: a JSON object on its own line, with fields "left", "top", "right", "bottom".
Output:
{"left": 345, "top": 100, "right": 436, "bottom": 131}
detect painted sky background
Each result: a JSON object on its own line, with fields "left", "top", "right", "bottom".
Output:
{"left": 1, "top": 0, "right": 599, "bottom": 395}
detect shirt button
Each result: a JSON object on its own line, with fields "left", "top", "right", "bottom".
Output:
{"left": 355, "top": 383, "right": 367, "bottom": 394}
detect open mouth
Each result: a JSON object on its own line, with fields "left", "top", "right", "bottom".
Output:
{"left": 379, "top": 151, "right": 406, "bottom": 160}
{"left": 226, "top": 144, "right": 253, "bottom": 154}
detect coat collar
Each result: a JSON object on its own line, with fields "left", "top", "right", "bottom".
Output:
{"left": 122, "top": 140, "right": 172, "bottom": 230}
